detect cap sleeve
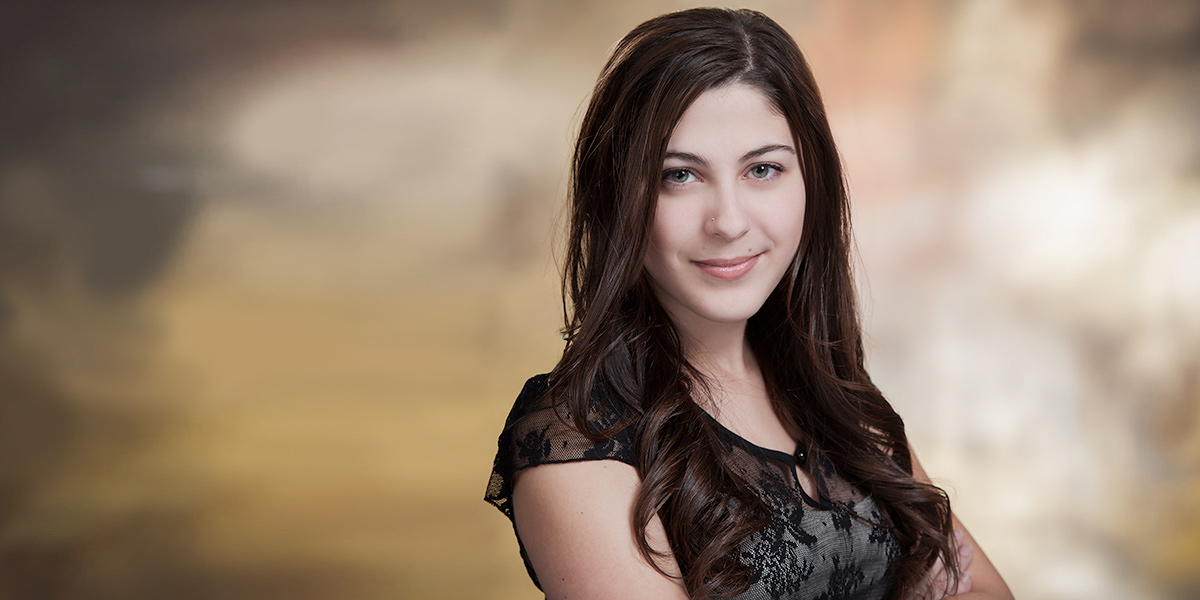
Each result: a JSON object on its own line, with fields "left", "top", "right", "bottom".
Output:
{"left": 484, "top": 373, "right": 639, "bottom": 520}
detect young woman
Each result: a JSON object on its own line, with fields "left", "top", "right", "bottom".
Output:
{"left": 486, "top": 8, "right": 1012, "bottom": 600}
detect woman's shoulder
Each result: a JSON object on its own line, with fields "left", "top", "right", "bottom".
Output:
{"left": 496, "top": 373, "right": 553, "bottom": 429}
{"left": 502, "top": 373, "right": 637, "bottom": 466}
{"left": 485, "top": 372, "right": 639, "bottom": 518}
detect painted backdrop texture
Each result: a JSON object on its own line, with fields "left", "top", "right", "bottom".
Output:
{"left": 1, "top": 1, "right": 1197, "bottom": 599}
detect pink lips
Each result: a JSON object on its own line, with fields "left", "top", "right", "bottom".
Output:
{"left": 693, "top": 254, "right": 761, "bottom": 280}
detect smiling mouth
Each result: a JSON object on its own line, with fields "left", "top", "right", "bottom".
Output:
{"left": 693, "top": 254, "right": 761, "bottom": 280}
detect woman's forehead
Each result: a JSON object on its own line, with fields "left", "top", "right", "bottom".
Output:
{"left": 665, "top": 84, "right": 795, "bottom": 159}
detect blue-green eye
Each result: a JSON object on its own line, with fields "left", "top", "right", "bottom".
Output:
{"left": 663, "top": 169, "right": 696, "bottom": 185}
{"left": 749, "top": 164, "right": 780, "bottom": 179}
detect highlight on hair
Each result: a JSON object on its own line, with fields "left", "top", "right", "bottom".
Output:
{"left": 549, "top": 8, "right": 957, "bottom": 599}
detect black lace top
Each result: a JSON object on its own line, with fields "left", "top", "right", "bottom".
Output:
{"left": 485, "top": 374, "right": 903, "bottom": 600}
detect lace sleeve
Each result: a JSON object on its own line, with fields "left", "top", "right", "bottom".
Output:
{"left": 484, "top": 373, "right": 639, "bottom": 520}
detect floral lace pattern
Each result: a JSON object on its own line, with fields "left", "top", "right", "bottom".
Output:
{"left": 486, "top": 374, "right": 901, "bottom": 599}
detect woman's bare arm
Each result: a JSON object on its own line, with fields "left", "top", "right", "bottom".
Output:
{"left": 910, "top": 445, "right": 1014, "bottom": 599}
{"left": 512, "top": 460, "right": 690, "bottom": 600}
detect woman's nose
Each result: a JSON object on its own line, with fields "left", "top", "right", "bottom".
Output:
{"left": 705, "top": 184, "right": 750, "bottom": 240}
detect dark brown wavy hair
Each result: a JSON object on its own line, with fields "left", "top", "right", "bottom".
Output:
{"left": 549, "top": 8, "right": 957, "bottom": 599}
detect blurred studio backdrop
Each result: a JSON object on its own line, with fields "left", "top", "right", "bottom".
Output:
{"left": 1, "top": 1, "right": 1198, "bottom": 598}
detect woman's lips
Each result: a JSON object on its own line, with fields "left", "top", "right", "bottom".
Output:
{"left": 693, "top": 254, "right": 760, "bottom": 280}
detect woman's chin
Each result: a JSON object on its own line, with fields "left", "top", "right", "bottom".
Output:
{"left": 671, "top": 301, "right": 768, "bottom": 329}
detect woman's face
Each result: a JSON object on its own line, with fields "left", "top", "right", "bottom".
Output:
{"left": 643, "top": 83, "right": 806, "bottom": 335}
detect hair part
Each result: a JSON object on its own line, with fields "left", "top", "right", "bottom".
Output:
{"left": 551, "top": 8, "right": 957, "bottom": 599}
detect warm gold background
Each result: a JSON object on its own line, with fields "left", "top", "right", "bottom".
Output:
{"left": 1, "top": 1, "right": 1197, "bottom": 599}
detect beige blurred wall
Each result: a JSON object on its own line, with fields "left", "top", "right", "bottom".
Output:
{"left": 1, "top": 1, "right": 1197, "bottom": 599}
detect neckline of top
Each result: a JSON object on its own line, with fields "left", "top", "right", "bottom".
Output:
{"left": 698, "top": 409, "right": 836, "bottom": 510}
{"left": 698, "top": 409, "right": 798, "bottom": 464}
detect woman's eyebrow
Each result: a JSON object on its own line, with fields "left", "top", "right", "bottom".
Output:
{"left": 664, "top": 151, "right": 708, "bottom": 167}
{"left": 739, "top": 144, "right": 795, "bottom": 162}
{"left": 664, "top": 144, "right": 796, "bottom": 167}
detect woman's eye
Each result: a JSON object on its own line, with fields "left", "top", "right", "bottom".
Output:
{"left": 663, "top": 169, "right": 695, "bottom": 185}
{"left": 749, "top": 164, "right": 779, "bottom": 179}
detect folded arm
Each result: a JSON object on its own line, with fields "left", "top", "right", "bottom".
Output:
{"left": 909, "top": 445, "right": 1014, "bottom": 600}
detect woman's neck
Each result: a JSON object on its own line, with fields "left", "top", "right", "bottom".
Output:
{"left": 676, "top": 318, "right": 757, "bottom": 383}
{"left": 676, "top": 318, "right": 789, "bottom": 453}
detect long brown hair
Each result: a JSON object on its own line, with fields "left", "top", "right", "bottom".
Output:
{"left": 550, "top": 8, "right": 956, "bottom": 599}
